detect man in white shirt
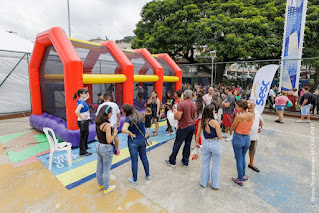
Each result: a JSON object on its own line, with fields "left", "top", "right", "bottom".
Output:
{"left": 268, "top": 85, "right": 276, "bottom": 110}
{"left": 96, "top": 93, "right": 121, "bottom": 128}
{"left": 95, "top": 93, "right": 121, "bottom": 150}
{"left": 248, "top": 100, "right": 264, "bottom": 173}
{"left": 203, "top": 87, "right": 214, "bottom": 106}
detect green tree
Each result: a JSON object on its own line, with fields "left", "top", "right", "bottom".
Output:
{"left": 132, "top": 0, "right": 318, "bottom": 83}
{"left": 133, "top": 0, "right": 286, "bottom": 58}
{"left": 303, "top": 0, "right": 319, "bottom": 88}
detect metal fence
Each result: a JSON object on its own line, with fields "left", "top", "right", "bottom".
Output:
{"left": 0, "top": 50, "right": 31, "bottom": 115}
{"left": 179, "top": 57, "right": 319, "bottom": 91}
{"left": 0, "top": 49, "right": 318, "bottom": 116}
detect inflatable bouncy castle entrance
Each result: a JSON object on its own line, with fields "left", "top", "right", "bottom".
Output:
{"left": 29, "top": 27, "right": 182, "bottom": 147}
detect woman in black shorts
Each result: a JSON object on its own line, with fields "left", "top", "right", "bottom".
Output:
{"left": 146, "top": 91, "right": 161, "bottom": 136}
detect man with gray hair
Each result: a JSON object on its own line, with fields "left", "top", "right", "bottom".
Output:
{"left": 165, "top": 90, "right": 197, "bottom": 167}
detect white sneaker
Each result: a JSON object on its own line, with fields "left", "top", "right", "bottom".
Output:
{"left": 222, "top": 133, "right": 229, "bottom": 138}
{"left": 225, "top": 135, "right": 233, "bottom": 142}
{"left": 296, "top": 119, "right": 306, "bottom": 123}
{"left": 305, "top": 120, "right": 310, "bottom": 123}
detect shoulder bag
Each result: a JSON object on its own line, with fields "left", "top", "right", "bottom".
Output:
{"left": 131, "top": 118, "right": 153, "bottom": 146}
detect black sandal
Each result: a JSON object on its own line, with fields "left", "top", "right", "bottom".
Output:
{"left": 248, "top": 165, "right": 260, "bottom": 172}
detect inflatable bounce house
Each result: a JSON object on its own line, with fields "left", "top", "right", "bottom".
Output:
{"left": 29, "top": 27, "right": 182, "bottom": 147}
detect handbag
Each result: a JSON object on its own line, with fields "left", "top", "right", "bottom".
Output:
{"left": 131, "top": 118, "right": 153, "bottom": 146}
{"left": 287, "top": 99, "right": 293, "bottom": 107}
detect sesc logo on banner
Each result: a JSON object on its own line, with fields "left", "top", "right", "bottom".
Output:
{"left": 255, "top": 81, "right": 270, "bottom": 106}
{"left": 250, "top": 64, "right": 279, "bottom": 114}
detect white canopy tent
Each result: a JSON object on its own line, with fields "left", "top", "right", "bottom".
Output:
{"left": 0, "top": 30, "right": 34, "bottom": 53}
{"left": 0, "top": 29, "right": 34, "bottom": 115}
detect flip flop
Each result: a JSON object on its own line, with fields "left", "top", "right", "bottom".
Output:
{"left": 152, "top": 133, "right": 158, "bottom": 137}
{"left": 232, "top": 178, "right": 243, "bottom": 186}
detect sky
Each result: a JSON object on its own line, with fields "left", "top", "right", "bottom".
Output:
{"left": 0, "top": 0, "right": 152, "bottom": 42}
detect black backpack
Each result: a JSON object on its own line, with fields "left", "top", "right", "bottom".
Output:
{"left": 309, "top": 93, "right": 317, "bottom": 105}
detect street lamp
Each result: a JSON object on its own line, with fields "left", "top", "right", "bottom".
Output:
{"left": 210, "top": 51, "right": 217, "bottom": 86}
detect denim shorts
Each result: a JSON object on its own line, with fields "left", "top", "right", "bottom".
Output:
{"left": 276, "top": 105, "right": 286, "bottom": 112}
{"left": 300, "top": 104, "right": 311, "bottom": 116}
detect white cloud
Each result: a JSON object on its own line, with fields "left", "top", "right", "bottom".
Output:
{"left": 0, "top": 0, "right": 151, "bottom": 41}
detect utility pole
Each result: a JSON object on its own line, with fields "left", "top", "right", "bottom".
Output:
{"left": 67, "top": 0, "right": 71, "bottom": 37}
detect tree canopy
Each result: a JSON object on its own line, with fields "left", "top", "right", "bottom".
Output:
{"left": 132, "top": 0, "right": 318, "bottom": 64}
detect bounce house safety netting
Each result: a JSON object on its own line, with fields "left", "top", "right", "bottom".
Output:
{"left": 39, "top": 45, "right": 66, "bottom": 120}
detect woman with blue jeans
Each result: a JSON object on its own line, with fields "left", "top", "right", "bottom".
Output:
{"left": 95, "top": 105, "right": 119, "bottom": 195}
{"left": 231, "top": 100, "right": 254, "bottom": 186}
{"left": 195, "top": 104, "right": 222, "bottom": 190}
{"left": 121, "top": 104, "right": 150, "bottom": 185}
{"left": 274, "top": 91, "right": 289, "bottom": 124}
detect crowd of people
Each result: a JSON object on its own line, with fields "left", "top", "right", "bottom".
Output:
{"left": 269, "top": 84, "right": 319, "bottom": 123}
{"left": 72, "top": 81, "right": 318, "bottom": 195}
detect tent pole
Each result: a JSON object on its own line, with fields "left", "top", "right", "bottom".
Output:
{"left": 0, "top": 53, "right": 26, "bottom": 87}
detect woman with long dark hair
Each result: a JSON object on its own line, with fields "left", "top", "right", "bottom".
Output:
{"left": 194, "top": 92, "right": 204, "bottom": 145}
{"left": 121, "top": 104, "right": 150, "bottom": 185}
{"left": 73, "top": 88, "right": 92, "bottom": 156}
{"left": 146, "top": 91, "right": 161, "bottom": 136}
{"left": 231, "top": 99, "right": 254, "bottom": 186}
{"left": 95, "top": 105, "right": 118, "bottom": 195}
{"left": 195, "top": 104, "right": 222, "bottom": 189}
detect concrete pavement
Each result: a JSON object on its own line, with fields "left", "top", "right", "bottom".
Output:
{"left": 0, "top": 114, "right": 318, "bottom": 212}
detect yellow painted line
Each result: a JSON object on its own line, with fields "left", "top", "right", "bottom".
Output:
{"left": 152, "top": 120, "right": 167, "bottom": 128}
{"left": 56, "top": 142, "right": 159, "bottom": 186}
{"left": 69, "top": 38, "right": 101, "bottom": 46}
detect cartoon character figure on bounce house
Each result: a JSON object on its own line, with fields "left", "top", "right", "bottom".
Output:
{"left": 29, "top": 27, "right": 182, "bottom": 147}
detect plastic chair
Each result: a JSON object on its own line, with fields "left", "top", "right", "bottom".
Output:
{"left": 43, "top": 127, "right": 72, "bottom": 170}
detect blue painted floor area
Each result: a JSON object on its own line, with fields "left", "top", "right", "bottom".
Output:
{"left": 250, "top": 129, "right": 316, "bottom": 212}
{"left": 252, "top": 171, "right": 311, "bottom": 213}
{"left": 38, "top": 122, "right": 175, "bottom": 176}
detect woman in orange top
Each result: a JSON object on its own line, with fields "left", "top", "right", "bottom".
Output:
{"left": 230, "top": 99, "right": 254, "bottom": 186}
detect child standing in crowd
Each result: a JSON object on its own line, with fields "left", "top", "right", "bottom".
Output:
{"left": 247, "top": 100, "right": 263, "bottom": 173}
{"left": 231, "top": 100, "right": 254, "bottom": 186}
{"left": 195, "top": 92, "right": 205, "bottom": 145}
{"left": 167, "top": 103, "right": 177, "bottom": 134}
{"left": 144, "top": 107, "right": 152, "bottom": 137}
{"left": 196, "top": 104, "right": 222, "bottom": 190}
{"left": 74, "top": 88, "right": 92, "bottom": 156}
{"left": 165, "top": 91, "right": 175, "bottom": 134}
{"left": 95, "top": 105, "right": 118, "bottom": 195}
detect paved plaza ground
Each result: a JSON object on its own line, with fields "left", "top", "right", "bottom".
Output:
{"left": 0, "top": 114, "right": 318, "bottom": 213}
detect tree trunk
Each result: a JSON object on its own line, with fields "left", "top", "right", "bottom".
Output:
{"left": 215, "top": 63, "right": 226, "bottom": 84}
